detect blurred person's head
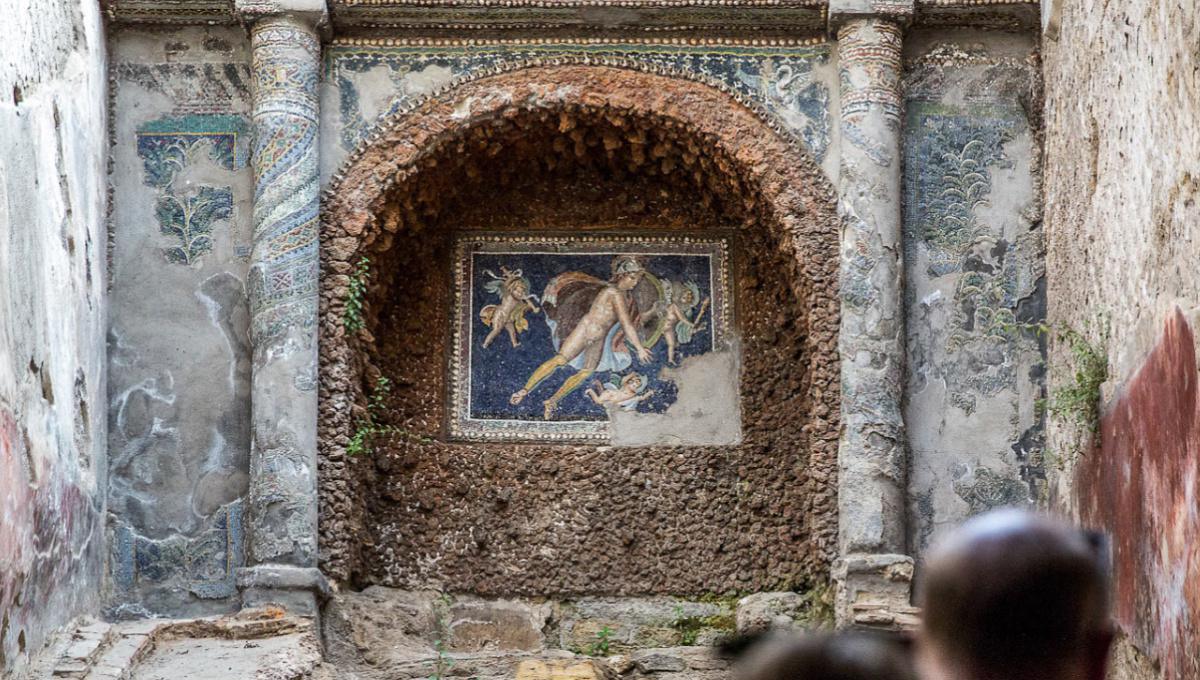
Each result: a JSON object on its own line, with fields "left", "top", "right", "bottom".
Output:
{"left": 737, "top": 631, "right": 916, "bottom": 680}
{"left": 916, "top": 509, "right": 1113, "bottom": 680}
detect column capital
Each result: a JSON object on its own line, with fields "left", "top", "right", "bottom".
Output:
{"left": 828, "top": 0, "right": 915, "bottom": 33}
{"left": 235, "top": 0, "right": 329, "bottom": 29}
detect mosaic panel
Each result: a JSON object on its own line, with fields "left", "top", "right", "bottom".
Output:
{"left": 325, "top": 41, "right": 832, "bottom": 165}
{"left": 450, "top": 235, "right": 733, "bottom": 441}
{"left": 904, "top": 104, "right": 1029, "bottom": 404}
{"left": 248, "top": 18, "right": 322, "bottom": 345}
{"left": 901, "top": 44, "right": 1044, "bottom": 556}
{"left": 110, "top": 500, "right": 245, "bottom": 601}
{"left": 136, "top": 114, "right": 250, "bottom": 265}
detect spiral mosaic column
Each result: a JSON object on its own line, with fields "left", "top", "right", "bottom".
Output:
{"left": 240, "top": 11, "right": 326, "bottom": 613}
{"left": 832, "top": 6, "right": 915, "bottom": 629}
{"left": 836, "top": 16, "right": 907, "bottom": 557}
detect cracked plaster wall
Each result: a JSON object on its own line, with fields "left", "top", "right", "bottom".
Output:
{"left": 1043, "top": 0, "right": 1199, "bottom": 677}
{"left": 0, "top": 0, "right": 108, "bottom": 674}
{"left": 106, "top": 26, "right": 254, "bottom": 618}
{"left": 902, "top": 29, "right": 1045, "bottom": 558}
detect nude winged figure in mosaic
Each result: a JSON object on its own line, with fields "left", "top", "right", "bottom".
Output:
{"left": 479, "top": 266, "right": 541, "bottom": 349}
{"left": 510, "top": 255, "right": 655, "bottom": 419}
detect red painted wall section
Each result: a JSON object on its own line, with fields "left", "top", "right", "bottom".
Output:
{"left": 0, "top": 409, "right": 96, "bottom": 670}
{"left": 1076, "top": 308, "right": 1200, "bottom": 680}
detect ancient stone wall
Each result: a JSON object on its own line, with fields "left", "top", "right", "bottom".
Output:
{"left": 1042, "top": 0, "right": 1199, "bottom": 677}
{"left": 902, "top": 29, "right": 1044, "bottom": 556}
{"left": 106, "top": 26, "right": 254, "bottom": 617}
{"left": 0, "top": 0, "right": 109, "bottom": 672}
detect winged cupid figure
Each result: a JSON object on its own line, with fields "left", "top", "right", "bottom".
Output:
{"left": 509, "top": 255, "right": 657, "bottom": 420}
{"left": 478, "top": 266, "right": 541, "bottom": 349}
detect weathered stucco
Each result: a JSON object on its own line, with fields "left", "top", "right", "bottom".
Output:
{"left": 1075, "top": 311, "right": 1200, "bottom": 680}
{"left": 0, "top": 0, "right": 109, "bottom": 672}
{"left": 903, "top": 29, "right": 1044, "bottom": 557}
{"left": 106, "top": 26, "right": 254, "bottom": 617}
{"left": 1043, "top": 0, "right": 1199, "bottom": 676}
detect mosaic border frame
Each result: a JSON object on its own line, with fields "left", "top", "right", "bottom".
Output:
{"left": 449, "top": 233, "right": 734, "bottom": 442}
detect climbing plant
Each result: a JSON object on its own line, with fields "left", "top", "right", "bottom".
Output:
{"left": 347, "top": 376, "right": 433, "bottom": 457}
{"left": 344, "top": 256, "right": 371, "bottom": 333}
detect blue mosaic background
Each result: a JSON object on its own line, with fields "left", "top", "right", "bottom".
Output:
{"left": 468, "top": 252, "right": 715, "bottom": 422}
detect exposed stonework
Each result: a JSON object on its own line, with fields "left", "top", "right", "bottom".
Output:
{"left": 27, "top": 609, "right": 321, "bottom": 680}
{"left": 321, "top": 588, "right": 824, "bottom": 680}
{"left": 0, "top": 0, "right": 109, "bottom": 674}
{"left": 317, "top": 64, "right": 842, "bottom": 593}
{"left": 832, "top": 553, "right": 919, "bottom": 631}
{"left": 1043, "top": 0, "right": 1199, "bottom": 677}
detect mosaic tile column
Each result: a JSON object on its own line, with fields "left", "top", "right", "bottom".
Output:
{"left": 831, "top": 2, "right": 915, "bottom": 629}
{"left": 238, "top": 6, "right": 327, "bottom": 615}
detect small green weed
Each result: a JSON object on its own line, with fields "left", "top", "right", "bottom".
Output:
{"left": 586, "top": 626, "right": 615, "bottom": 657}
{"left": 346, "top": 376, "right": 433, "bottom": 457}
{"left": 1045, "top": 319, "right": 1109, "bottom": 469}
{"left": 1048, "top": 325, "right": 1108, "bottom": 432}
{"left": 428, "top": 638, "right": 453, "bottom": 680}
{"left": 344, "top": 256, "right": 370, "bottom": 333}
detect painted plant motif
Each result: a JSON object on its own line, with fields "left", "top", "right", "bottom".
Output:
{"left": 905, "top": 110, "right": 1035, "bottom": 407}
{"left": 451, "top": 236, "right": 731, "bottom": 441}
{"left": 136, "top": 115, "right": 248, "bottom": 265}
{"left": 153, "top": 185, "right": 233, "bottom": 265}
{"left": 923, "top": 139, "right": 994, "bottom": 250}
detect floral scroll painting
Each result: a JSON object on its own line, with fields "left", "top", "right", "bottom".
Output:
{"left": 450, "top": 235, "right": 733, "bottom": 441}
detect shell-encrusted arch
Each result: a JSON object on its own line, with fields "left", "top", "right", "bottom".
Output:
{"left": 316, "top": 62, "right": 841, "bottom": 580}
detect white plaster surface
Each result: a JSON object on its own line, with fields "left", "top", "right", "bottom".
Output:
{"left": 0, "top": 0, "right": 108, "bottom": 673}
{"left": 608, "top": 349, "right": 742, "bottom": 447}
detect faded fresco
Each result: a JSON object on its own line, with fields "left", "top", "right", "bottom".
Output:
{"left": 901, "top": 34, "right": 1044, "bottom": 554}
{"left": 136, "top": 115, "right": 247, "bottom": 265}
{"left": 107, "top": 27, "right": 254, "bottom": 616}
{"left": 451, "top": 236, "right": 732, "bottom": 441}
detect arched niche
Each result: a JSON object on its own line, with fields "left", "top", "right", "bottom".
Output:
{"left": 318, "top": 62, "right": 841, "bottom": 595}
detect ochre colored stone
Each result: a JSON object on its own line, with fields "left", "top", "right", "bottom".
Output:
{"left": 514, "top": 660, "right": 606, "bottom": 680}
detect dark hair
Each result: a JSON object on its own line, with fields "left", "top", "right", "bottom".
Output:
{"left": 737, "top": 632, "right": 916, "bottom": 680}
{"left": 918, "top": 513, "right": 1110, "bottom": 679}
